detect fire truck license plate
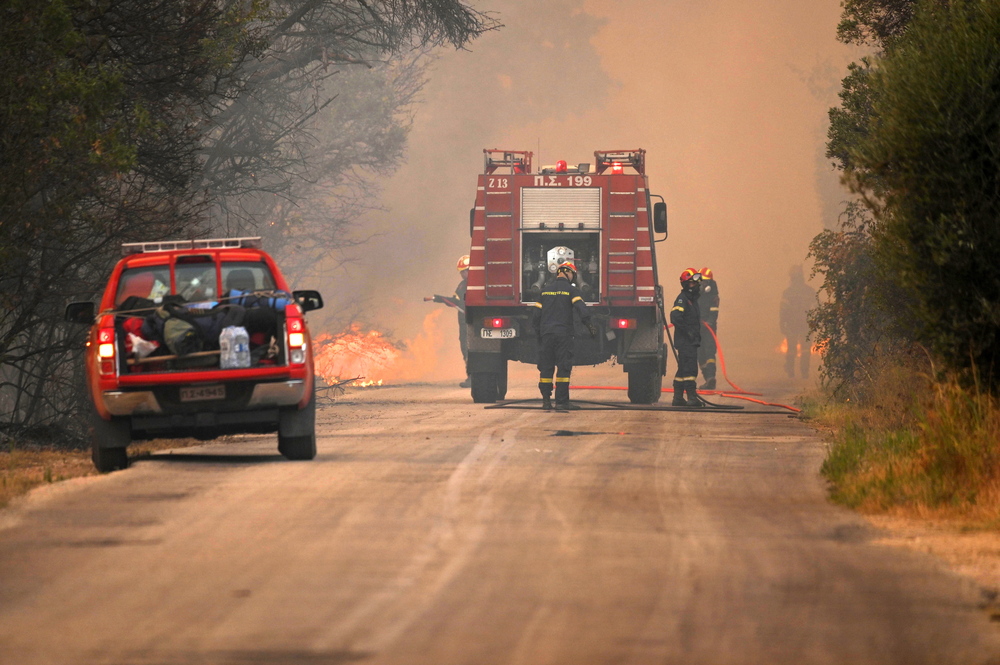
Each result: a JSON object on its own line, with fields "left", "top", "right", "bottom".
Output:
{"left": 179, "top": 385, "right": 226, "bottom": 402}
{"left": 481, "top": 328, "right": 517, "bottom": 339}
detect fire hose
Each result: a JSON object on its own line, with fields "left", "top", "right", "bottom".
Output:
{"left": 657, "top": 296, "right": 799, "bottom": 412}
{"left": 487, "top": 310, "right": 800, "bottom": 414}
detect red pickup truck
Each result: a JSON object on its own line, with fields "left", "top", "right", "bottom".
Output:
{"left": 65, "top": 237, "right": 323, "bottom": 472}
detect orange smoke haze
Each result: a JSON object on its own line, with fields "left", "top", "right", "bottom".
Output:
{"left": 310, "top": 0, "right": 857, "bottom": 386}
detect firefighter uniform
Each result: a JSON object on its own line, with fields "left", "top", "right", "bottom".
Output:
{"left": 456, "top": 255, "right": 470, "bottom": 388}
{"left": 531, "top": 266, "right": 594, "bottom": 410}
{"left": 780, "top": 265, "right": 815, "bottom": 379}
{"left": 697, "top": 269, "right": 720, "bottom": 390}
{"left": 670, "top": 270, "right": 702, "bottom": 407}
{"left": 456, "top": 277, "right": 468, "bottom": 360}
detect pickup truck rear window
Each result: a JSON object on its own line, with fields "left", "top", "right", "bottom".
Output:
{"left": 221, "top": 262, "right": 277, "bottom": 294}
{"left": 115, "top": 261, "right": 277, "bottom": 307}
{"left": 116, "top": 267, "right": 170, "bottom": 305}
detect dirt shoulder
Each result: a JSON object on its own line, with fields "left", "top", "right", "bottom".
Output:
{"left": 867, "top": 514, "right": 1000, "bottom": 598}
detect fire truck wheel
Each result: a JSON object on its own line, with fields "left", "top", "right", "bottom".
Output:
{"left": 278, "top": 390, "right": 317, "bottom": 460}
{"left": 627, "top": 362, "right": 663, "bottom": 405}
{"left": 89, "top": 412, "right": 130, "bottom": 473}
{"left": 470, "top": 372, "right": 500, "bottom": 403}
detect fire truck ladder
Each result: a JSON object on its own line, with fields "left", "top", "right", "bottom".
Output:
{"left": 607, "top": 224, "right": 637, "bottom": 300}
{"left": 483, "top": 187, "right": 517, "bottom": 301}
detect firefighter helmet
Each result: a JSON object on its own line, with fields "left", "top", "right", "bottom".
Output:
{"left": 700, "top": 267, "right": 713, "bottom": 280}
{"left": 557, "top": 261, "right": 577, "bottom": 278}
{"left": 457, "top": 255, "right": 470, "bottom": 272}
{"left": 680, "top": 268, "right": 701, "bottom": 284}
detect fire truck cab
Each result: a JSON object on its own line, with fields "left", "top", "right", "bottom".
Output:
{"left": 465, "top": 149, "right": 668, "bottom": 404}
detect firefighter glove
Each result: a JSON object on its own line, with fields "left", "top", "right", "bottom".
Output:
{"left": 586, "top": 321, "right": 598, "bottom": 338}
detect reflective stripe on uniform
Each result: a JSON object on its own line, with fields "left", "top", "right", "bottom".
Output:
{"left": 710, "top": 307, "right": 719, "bottom": 311}
{"left": 571, "top": 296, "right": 582, "bottom": 304}
{"left": 554, "top": 377, "right": 570, "bottom": 383}
{"left": 675, "top": 375, "right": 697, "bottom": 381}
{"left": 704, "top": 359, "right": 715, "bottom": 364}
{"left": 532, "top": 302, "right": 542, "bottom": 308}
{"left": 671, "top": 305, "right": 684, "bottom": 312}
{"left": 539, "top": 377, "right": 553, "bottom": 383}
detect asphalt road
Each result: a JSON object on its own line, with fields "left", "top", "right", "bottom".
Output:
{"left": 2, "top": 378, "right": 999, "bottom": 665}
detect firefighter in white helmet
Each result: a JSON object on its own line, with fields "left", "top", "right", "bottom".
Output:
{"left": 531, "top": 261, "right": 597, "bottom": 411}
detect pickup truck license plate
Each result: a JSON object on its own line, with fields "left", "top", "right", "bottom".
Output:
{"left": 481, "top": 328, "right": 517, "bottom": 339}
{"left": 179, "top": 385, "right": 226, "bottom": 402}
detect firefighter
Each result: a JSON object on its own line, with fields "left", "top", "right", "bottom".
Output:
{"left": 456, "top": 255, "right": 471, "bottom": 388}
{"left": 670, "top": 268, "right": 703, "bottom": 407}
{"left": 780, "top": 264, "right": 815, "bottom": 379}
{"left": 698, "top": 267, "right": 720, "bottom": 390}
{"left": 531, "top": 262, "right": 597, "bottom": 411}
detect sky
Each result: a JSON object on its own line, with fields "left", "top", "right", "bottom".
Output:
{"left": 314, "top": 0, "right": 857, "bottom": 386}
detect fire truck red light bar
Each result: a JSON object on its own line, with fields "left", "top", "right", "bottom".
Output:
{"left": 614, "top": 319, "right": 637, "bottom": 329}
{"left": 484, "top": 317, "right": 510, "bottom": 329}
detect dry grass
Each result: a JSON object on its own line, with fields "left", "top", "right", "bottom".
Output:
{"left": 0, "top": 438, "right": 201, "bottom": 510}
{"left": 0, "top": 447, "right": 95, "bottom": 509}
{"left": 809, "top": 366, "right": 1000, "bottom": 529}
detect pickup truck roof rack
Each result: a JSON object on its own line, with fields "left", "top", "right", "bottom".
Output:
{"left": 121, "top": 237, "right": 262, "bottom": 256}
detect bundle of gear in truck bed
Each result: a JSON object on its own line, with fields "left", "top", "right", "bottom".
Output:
{"left": 115, "top": 288, "right": 293, "bottom": 371}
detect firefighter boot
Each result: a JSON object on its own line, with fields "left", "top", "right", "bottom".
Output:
{"left": 686, "top": 382, "right": 703, "bottom": 407}
{"left": 541, "top": 397, "right": 553, "bottom": 411}
{"left": 672, "top": 381, "right": 687, "bottom": 407}
{"left": 554, "top": 376, "right": 574, "bottom": 411}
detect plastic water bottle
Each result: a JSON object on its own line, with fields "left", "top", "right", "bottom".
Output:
{"left": 220, "top": 326, "right": 251, "bottom": 369}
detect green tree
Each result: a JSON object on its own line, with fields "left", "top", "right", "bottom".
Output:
{"left": 837, "top": 0, "right": 918, "bottom": 49}
{"left": 810, "top": 0, "right": 920, "bottom": 393}
{"left": 0, "top": 0, "right": 264, "bottom": 434}
{"left": 847, "top": 0, "right": 1000, "bottom": 391}
{"left": 0, "top": 0, "right": 496, "bottom": 437}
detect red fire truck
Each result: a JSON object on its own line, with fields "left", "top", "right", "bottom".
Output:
{"left": 464, "top": 149, "right": 668, "bottom": 404}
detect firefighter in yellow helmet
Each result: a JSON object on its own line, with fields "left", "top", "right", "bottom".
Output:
{"left": 670, "top": 268, "right": 703, "bottom": 407}
{"left": 530, "top": 262, "right": 597, "bottom": 410}
{"left": 697, "top": 267, "right": 720, "bottom": 390}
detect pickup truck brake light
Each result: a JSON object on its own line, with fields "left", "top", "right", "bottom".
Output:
{"left": 97, "top": 316, "right": 117, "bottom": 376}
{"left": 286, "top": 303, "right": 306, "bottom": 365}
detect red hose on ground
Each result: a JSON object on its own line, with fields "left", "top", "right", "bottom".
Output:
{"left": 664, "top": 322, "right": 760, "bottom": 395}
{"left": 567, "top": 320, "right": 802, "bottom": 412}
{"left": 569, "top": 385, "right": 800, "bottom": 412}
{"left": 701, "top": 321, "right": 756, "bottom": 395}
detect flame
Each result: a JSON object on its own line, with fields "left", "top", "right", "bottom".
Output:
{"left": 312, "top": 309, "right": 454, "bottom": 387}
{"left": 312, "top": 323, "right": 401, "bottom": 387}
{"left": 775, "top": 337, "right": 824, "bottom": 356}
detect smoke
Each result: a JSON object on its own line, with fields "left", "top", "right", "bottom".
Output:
{"left": 317, "top": 0, "right": 854, "bottom": 385}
